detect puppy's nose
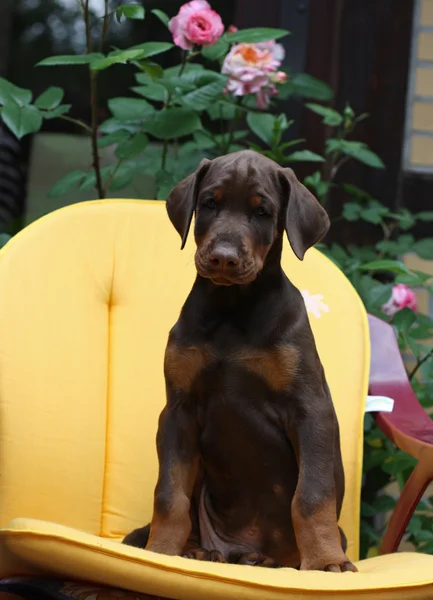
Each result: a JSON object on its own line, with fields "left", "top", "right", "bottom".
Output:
{"left": 209, "top": 244, "right": 240, "bottom": 269}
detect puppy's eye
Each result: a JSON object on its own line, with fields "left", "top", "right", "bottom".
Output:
{"left": 203, "top": 198, "right": 217, "bottom": 209}
{"left": 256, "top": 206, "right": 269, "bottom": 216}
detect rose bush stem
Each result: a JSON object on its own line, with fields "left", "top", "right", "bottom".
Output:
{"left": 161, "top": 52, "right": 189, "bottom": 172}
{"left": 58, "top": 115, "right": 92, "bottom": 134}
{"left": 409, "top": 347, "right": 433, "bottom": 381}
{"left": 81, "top": 0, "right": 105, "bottom": 199}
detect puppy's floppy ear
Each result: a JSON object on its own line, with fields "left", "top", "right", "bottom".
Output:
{"left": 279, "top": 167, "right": 330, "bottom": 260}
{"left": 166, "top": 158, "right": 211, "bottom": 249}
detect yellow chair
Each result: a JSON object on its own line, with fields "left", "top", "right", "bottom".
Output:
{"left": 0, "top": 199, "right": 432, "bottom": 600}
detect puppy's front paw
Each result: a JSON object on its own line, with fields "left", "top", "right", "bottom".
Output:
{"left": 300, "top": 554, "right": 357, "bottom": 573}
{"left": 324, "top": 561, "right": 357, "bottom": 573}
{"left": 183, "top": 548, "right": 226, "bottom": 563}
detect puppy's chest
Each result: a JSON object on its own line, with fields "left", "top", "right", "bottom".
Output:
{"left": 164, "top": 329, "right": 299, "bottom": 396}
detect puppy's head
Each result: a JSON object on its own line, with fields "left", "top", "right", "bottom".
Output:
{"left": 166, "top": 150, "right": 329, "bottom": 286}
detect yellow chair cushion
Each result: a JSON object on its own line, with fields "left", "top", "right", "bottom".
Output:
{"left": 0, "top": 199, "right": 431, "bottom": 598}
{"left": 1, "top": 519, "right": 433, "bottom": 600}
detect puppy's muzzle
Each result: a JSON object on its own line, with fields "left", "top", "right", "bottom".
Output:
{"left": 196, "top": 241, "right": 258, "bottom": 286}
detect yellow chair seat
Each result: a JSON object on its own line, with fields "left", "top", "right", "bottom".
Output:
{"left": 0, "top": 199, "right": 432, "bottom": 599}
{"left": 2, "top": 519, "right": 433, "bottom": 599}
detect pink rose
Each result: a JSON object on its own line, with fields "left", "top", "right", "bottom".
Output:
{"left": 382, "top": 284, "right": 418, "bottom": 317}
{"left": 221, "top": 40, "right": 286, "bottom": 109}
{"left": 227, "top": 24, "right": 238, "bottom": 33}
{"left": 169, "top": 0, "right": 224, "bottom": 50}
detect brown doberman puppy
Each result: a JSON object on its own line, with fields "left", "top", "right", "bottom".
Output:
{"left": 123, "top": 149, "right": 357, "bottom": 573}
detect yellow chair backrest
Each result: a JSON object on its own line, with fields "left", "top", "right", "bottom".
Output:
{"left": 0, "top": 200, "right": 369, "bottom": 563}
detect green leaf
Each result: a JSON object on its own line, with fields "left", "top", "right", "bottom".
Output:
{"left": 41, "top": 104, "right": 71, "bottom": 119}
{"left": 79, "top": 166, "right": 113, "bottom": 191}
{"left": 405, "top": 334, "right": 422, "bottom": 358}
{"left": 417, "top": 211, "right": 433, "bottom": 221}
{"left": 108, "top": 97, "right": 155, "bottom": 121}
{"left": 132, "top": 84, "right": 166, "bottom": 102}
{"left": 36, "top": 53, "right": 104, "bottom": 66}
{"left": 393, "top": 208, "right": 416, "bottom": 230}
{"left": 366, "top": 283, "right": 393, "bottom": 309}
{"left": 381, "top": 452, "right": 417, "bottom": 475}
{"left": 99, "top": 117, "right": 140, "bottom": 135}
{"left": 407, "top": 516, "right": 423, "bottom": 535}
{"left": 180, "top": 68, "right": 224, "bottom": 87}
{"left": 116, "top": 4, "right": 145, "bottom": 22}
{"left": 48, "top": 170, "right": 86, "bottom": 198}
{"left": 156, "top": 169, "right": 179, "bottom": 200}
{"left": 207, "top": 100, "right": 238, "bottom": 121}
{"left": 360, "top": 206, "right": 387, "bottom": 225}
{"left": 413, "top": 238, "right": 433, "bottom": 260}
{"left": 143, "top": 108, "right": 201, "bottom": 140}
{"left": 392, "top": 307, "right": 417, "bottom": 331}
{"left": 225, "top": 28, "right": 290, "bottom": 43}
{"left": 108, "top": 173, "right": 134, "bottom": 192}
{"left": 214, "top": 130, "right": 248, "bottom": 145}
{"left": 0, "top": 77, "right": 32, "bottom": 106}
{"left": 151, "top": 8, "right": 169, "bottom": 26}
{"left": 360, "top": 500, "right": 377, "bottom": 517}
{"left": 280, "top": 139, "right": 304, "bottom": 151}
{"left": 202, "top": 38, "right": 230, "bottom": 61}
{"left": 246, "top": 112, "right": 275, "bottom": 147}
{"left": 1, "top": 102, "right": 43, "bottom": 139}
{"left": 342, "top": 184, "right": 371, "bottom": 200}
{"left": 396, "top": 271, "right": 431, "bottom": 286}
{"left": 359, "top": 521, "right": 381, "bottom": 543}
{"left": 193, "top": 130, "right": 216, "bottom": 149}
{"left": 348, "top": 245, "right": 376, "bottom": 262}
{"left": 90, "top": 49, "right": 146, "bottom": 71}
{"left": 359, "top": 260, "right": 410, "bottom": 274}
{"left": 304, "top": 170, "right": 330, "bottom": 202}
{"left": 420, "top": 540, "right": 433, "bottom": 554}
{"left": 415, "top": 530, "right": 433, "bottom": 542}
{"left": 129, "top": 42, "right": 173, "bottom": 58}
{"left": 374, "top": 495, "right": 397, "bottom": 512}
{"left": 306, "top": 103, "right": 343, "bottom": 126}
{"left": 355, "top": 112, "right": 370, "bottom": 123}
{"left": 330, "top": 243, "right": 348, "bottom": 264}
{"left": 97, "top": 129, "right": 130, "bottom": 148}
{"left": 326, "top": 139, "right": 385, "bottom": 169}
{"left": 34, "top": 87, "right": 64, "bottom": 110}
{"left": 377, "top": 234, "right": 415, "bottom": 257}
{"left": 159, "top": 75, "right": 194, "bottom": 95}
{"left": 343, "top": 202, "right": 362, "bottom": 221}
{"left": 108, "top": 164, "right": 135, "bottom": 191}
{"left": 285, "top": 150, "right": 325, "bottom": 162}
{"left": 279, "top": 73, "right": 333, "bottom": 101}
{"left": 114, "top": 132, "right": 148, "bottom": 159}
{"left": 164, "top": 63, "right": 204, "bottom": 78}
{"left": 180, "top": 78, "right": 228, "bottom": 111}
{"left": 137, "top": 60, "right": 164, "bottom": 80}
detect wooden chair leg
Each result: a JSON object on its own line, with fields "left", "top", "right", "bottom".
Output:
{"left": 380, "top": 458, "right": 433, "bottom": 555}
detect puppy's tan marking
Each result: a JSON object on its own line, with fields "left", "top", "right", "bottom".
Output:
{"left": 272, "top": 484, "right": 283, "bottom": 497}
{"left": 164, "top": 343, "right": 213, "bottom": 393}
{"left": 291, "top": 497, "right": 356, "bottom": 571}
{"left": 234, "top": 345, "right": 299, "bottom": 392}
{"left": 251, "top": 195, "right": 261, "bottom": 208}
{"left": 213, "top": 187, "right": 223, "bottom": 201}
